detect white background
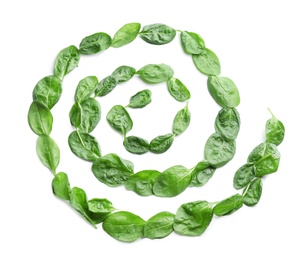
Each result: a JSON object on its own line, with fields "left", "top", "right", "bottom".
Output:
{"left": 1, "top": 0, "right": 305, "bottom": 259}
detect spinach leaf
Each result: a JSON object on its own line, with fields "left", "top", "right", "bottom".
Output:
{"left": 53, "top": 45, "right": 80, "bottom": 79}
{"left": 52, "top": 172, "right": 70, "bottom": 200}
{"left": 144, "top": 211, "right": 175, "bottom": 239}
{"left": 140, "top": 23, "right": 176, "bottom": 45}
{"left": 192, "top": 48, "right": 220, "bottom": 76}
{"left": 208, "top": 76, "right": 240, "bottom": 107}
{"left": 69, "top": 102, "right": 82, "bottom": 128}
{"left": 181, "top": 31, "right": 205, "bottom": 54}
{"left": 111, "top": 22, "right": 141, "bottom": 48}
{"left": 94, "top": 76, "right": 118, "bottom": 97}
{"left": 32, "top": 75, "right": 62, "bottom": 109}
{"left": 243, "top": 178, "right": 263, "bottom": 206}
{"left": 92, "top": 153, "right": 134, "bottom": 187}
{"left": 111, "top": 66, "right": 136, "bottom": 83}
{"left": 125, "top": 170, "right": 160, "bottom": 196}
{"left": 74, "top": 76, "right": 98, "bottom": 103}
{"left": 167, "top": 78, "right": 191, "bottom": 102}
{"left": 123, "top": 136, "right": 149, "bottom": 155}
{"left": 87, "top": 198, "right": 115, "bottom": 224}
{"left": 204, "top": 133, "right": 236, "bottom": 168}
{"left": 189, "top": 161, "right": 215, "bottom": 187}
{"left": 103, "top": 211, "right": 146, "bottom": 242}
{"left": 106, "top": 105, "right": 133, "bottom": 135}
{"left": 28, "top": 101, "right": 53, "bottom": 136}
{"left": 213, "top": 194, "right": 243, "bottom": 216}
{"left": 172, "top": 102, "right": 191, "bottom": 135}
{"left": 173, "top": 200, "right": 213, "bottom": 236}
{"left": 215, "top": 107, "right": 240, "bottom": 141}
{"left": 266, "top": 109, "right": 285, "bottom": 146}
{"left": 153, "top": 165, "right": 192, "bottom": 197}
{"left": 233, "top": 164, "right": 255, "bottom": 190}
{"left": 68, "top": 130, "right": 101, "bottom": 161}
{"left": 36, "top": 135, "right": 60, "bottom": 174}
{"left": 79, "top": 32, "right": 112, "bottom": 55}
{"left": 247, "top": 142, "right": 280, "bottom": 177}
{"left": 137, "top": 64, "right": 174, "bottom": 84}
{"left": 149, "top": 133, "right": 175, "bottom": 154}
{"left": 127, "top": 89, "right": 152, "bottom": 108}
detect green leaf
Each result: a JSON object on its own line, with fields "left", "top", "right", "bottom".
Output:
{"left": 125, "top": 170, "right": 160, "bottom": 196}
{"left": 215, "top": 107, "right": 240, "bottom": 141}
{"left": 111, "top": 22, "right": 141, "bottom": 48}
{"left": 127, "top": 89, "right": 152, "bottom": 108}
{"left": 243, "top": 178, "right": 263, "bottom": 206}
{"left": 137, "top": 64, "right": 174, "bottom": 84}
{"left": 106, "top": 105, "right": 133, "bottom": 135}
{"left": 28, "top": 101, "right": 53, "bottom": 136}
{"left": 36, "top": 135, "right": 60, "bottom": 174}
{"left": 173, "top": 201, "right": 213, "bottom": 236}
{"left": 32, "top": 75, "right": 62, "bottom": 109}
{"left": 140, "top": 23, "right": 176, "bottom": 45}
{"left": 153, "top": 166, "right": 192, "bottom": 197}
{"left": 103, "top": 211, "right": 146, "bottom": 242}
{"left": 233, "top": 164, "right": 255, "bottom": 190}
{"left": 172, "top": 103, "right": 191, "bottom": 135}
{"left": 53, "top": 45, "right": 80, "bottom": 79}
{"left": 111, "top": 65, "right": 136, "bottom": 83}
{"left": 167, "top": 78, "right": 191, "bottom": 102}
{"left": 52, "top": 172, "right": 70, "bottom": 200}
{"left": 144, "top": 212, "right": 175, "bottom": 239}
{"left": 123, "top": 136, "right": 149, "bottom": 155}
{"left": 94, "top": 76, "right": 118, "bottom": 97}
{"left": 181, "top": 31, "right": 205, "bottom": 54}
{"left": 207, "top": 76, "right": 240, "bottom": 107}
{"left": 79, "top": 32, "right": 112, "bottom": 55}
{"left": 87, "top": 198, "right": 115, "bottom": 224}
{"left": 74, "top": 76, "right": 98, "bottom": 103}
{"left": 189, "top": 161, "right": 215, "bottom": 187}
{"left": 265, "top": 109, "right": 285, "bottom": 146}
{"left": 149, "top": 133, "right": 175, "bottom": 154}
{"left": 204, "top": 133, "right": 236, "bottom": 168}
{"left": 192, "top": 48, "right": 220, "bottom": 76}
{"left": 92, "top": 153, "right": 134, "bottom": 187}
{"left": 68, "top": 131, "right": 101, "bottom": 161}
{"left": 213, "top": 194, "right": 243, "bottom": 216}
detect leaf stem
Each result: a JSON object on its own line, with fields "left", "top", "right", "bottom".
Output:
{"left": 267, "top": 108, "right": 275, "bottom": 118}
{"left": 76, "top": 129, "right": 85, "bottom": 147}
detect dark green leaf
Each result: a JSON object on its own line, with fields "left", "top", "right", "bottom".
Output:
{"left": 79, "top": 32, "right": 112, "bottom": 54}
{"left": 266, "top": 110, "right": 285, "bottom": 146}
{"left": 87, "top": 198, "right": 115, "bottom": 224}
{"left": 214, "top": 194, "right": 243, "bottom": 216}
{"left": 167, "top": 78, "right": 191, "bottom": 102}
{"left": 140, "top": 23, "right": 176, "bottom": 45}
{"left": 103, "top": 211, "right": 146, "bottom": 242}
{"left": 69, "top": 102, "right": 82, "bottom": 128}
{"left": 181, "top": 31, "right": 205, "bottom": 54}
{"left": 111, "top": 66, "right": 136, "bottom": 83}
{"left": 111, "top": 22, "right": 141, "bottom": 48}
{"left": 243, "top": 178, "right": 263, "bottom": 206}
{"left": 173, "top": 201, "right": 213, "bottom": 236}
{"left": 94, "top": 76, "right": 118, "bottom": 97}
{"left": 189, "top": 161, "right": 215, "bottom": 187}
{"left": 233, "top": 164, "right": 255, "bottom": 190}
{"left": 106, "top": 105, "right": 133, "bottom": 135}
{"left": 75, "top": 76, "right": 98, "bottom": 103}
{"left": 144, "top": 212, "right": 175, "bottom": 239}
{"left": 172, "top": 103, "right": 191, "bottom": 135}
{"left": 215, "top": 107, "right": 240, "bottom": 141}
{"left": 149, "top": 133, "right": 175, "bottom": 154}
{"left": 128, "top": 89, "right": 152, "bottom": 108}
{"left": 192, "top": 48, "right": 220, "bottom": 76}
{"left": 52, "top": 172, "right": 70, "bottom": 200}
{"left": 137, "top": 64, "right": 174, "bottom": 84}
{"left": 123, "top": 136, "right": 149, "bottom": 155}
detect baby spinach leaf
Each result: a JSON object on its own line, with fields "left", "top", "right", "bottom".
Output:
{"left": 243, "top": 178, "right": 263, "bottom": 206}
{"left": 233, "top": 164, "right": 255, "bottom": 190}
{"left": 192, "top": 48, "right": 220, "bottom": 76}
{"left": 140, "top": 23, "right": 176, "bottom": 45}
{"left": 208, "top": 76, "right": 240, "bottom": 107}
{"left": 265, "top": 109, "right": 285, "bottom": 146}
{"left": 68, "top": 131, "right": 101, "bottom": 161}
{"left": 125, "top": 170, "right": 160, "bottom": 196}
{"left": 167, "top": 78, "right": 191, "bottom": 102}
{"left": 153, "top": 166, "right": 192, "bottom": 197}
{"left": 28, "top": 101, "right": 53, "bottom": 136}
{"left": 52, "top": 172, "right": 70, "bottom": 200}
{"left": 74, "top": 76, "right": 98, "bottom": 103}
{"left": 111, "top": 66, "right": 136, "bottom": 83}
{"left": 123, "top": 136, "right": 149, "bottom": 155}
{"left": 181, "top": 31, "right": 205, "bottom": 55}
{"left": 137, "top": 64, "right": 174, "bottom": 84}
{"left": 106, "top": 105, "right": 133, "bottom": 135}
{"left": 32, "top": 75, "right": 62, "bottom": 109}
{"left": 103, "top": 211, "right": 146, "bottom": 242}
{"left": 87, "top": 198, "right": 115, "bottom": 224}
{"left": 172, "top": 102, "right": 191, "bottom": 135}
{"left": 149, "top": 133, "right": 175, "bottom": 154}
{"left": 111, "top": 22, "right": 141, "bottom": 48}
{"left": 69, "top": 102, "right": 82, "bottom": 128}
{"left": 247, "top": 142, "right": 280, "bottom": 177}
{"left": 53, "top": 45, "right": 80, "bottom": 79}
{"left": 213, "top": 194, "right": 243, "bottom": 216}
{"left": 92, "top": 153, "right": 134, "bottom": 187}
{"left": 94, "top": 76, "right": 118, "bottom": 97}
{"left": 127, "top": 89, "right": 152, "bottom": 108}
{"left": 204, "top": 133, "right": 236, "bottom": 168}
{"left": 189, "top": 161, "right": 215, "bottom": 187}
{"left": 144, "top": 211, "right": 175, "bottom": 239}
{"left": 79, "top": 32, "right": 112, "bottom": 55}
{"left": 215, "top": 107, "right": 240, "bottom": 141}
{"left": 173, "top": 200, "right": 213, "bottom": 236}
